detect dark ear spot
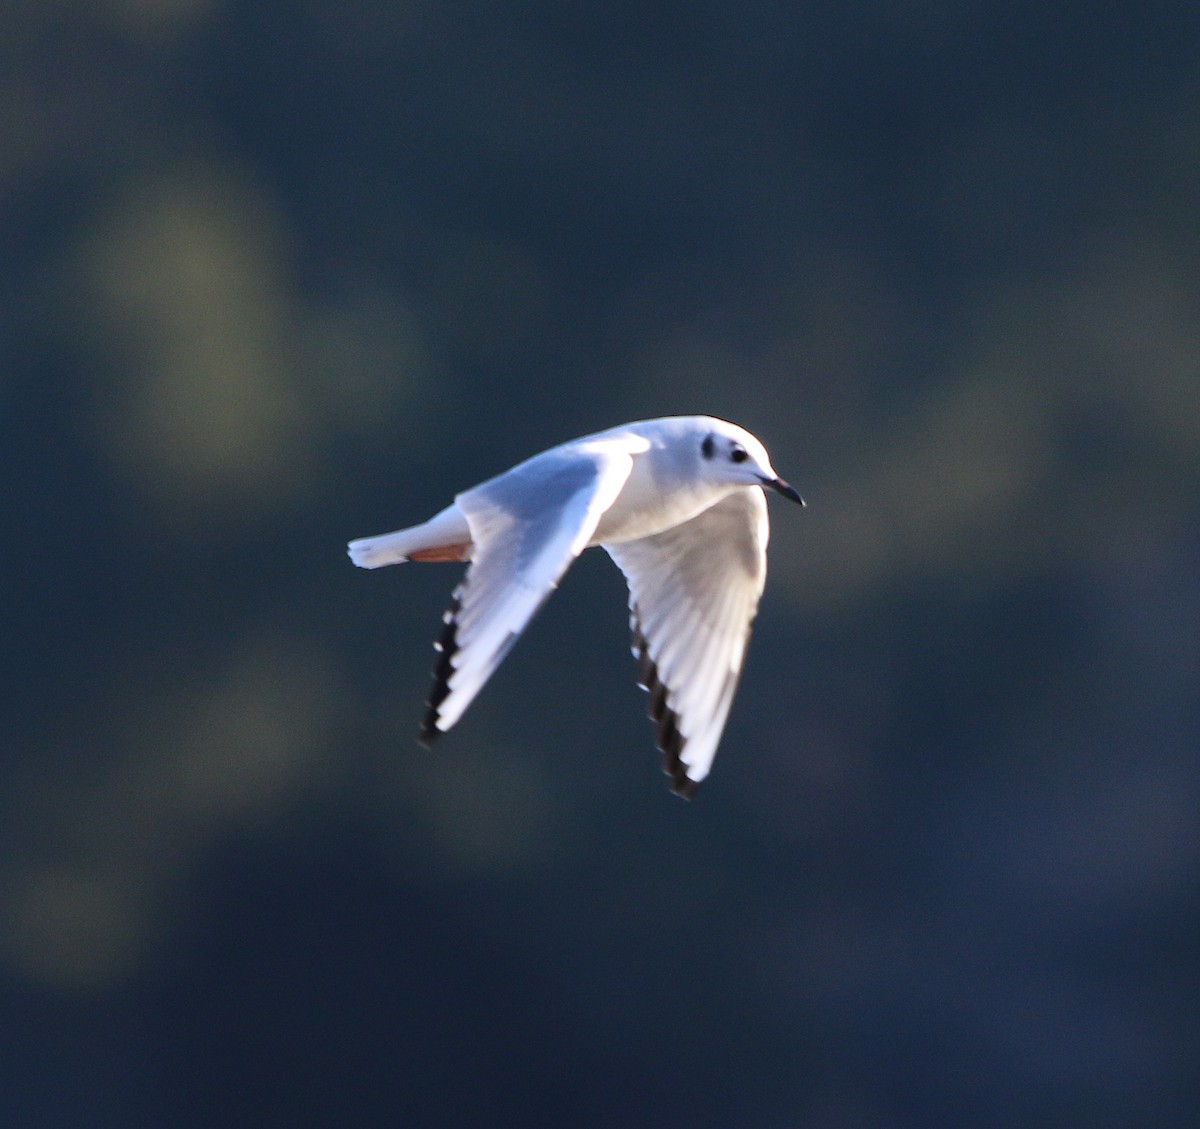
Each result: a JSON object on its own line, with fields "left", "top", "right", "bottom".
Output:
{"left": 701, "top": 433, "right": 715, "bottom": 460}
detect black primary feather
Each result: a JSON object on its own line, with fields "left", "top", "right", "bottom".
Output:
{"left": 632, "top": 617, "right": 698, "bottom": 799}
{"left": 420, "top": 588, "right": 463, "bottom": 746}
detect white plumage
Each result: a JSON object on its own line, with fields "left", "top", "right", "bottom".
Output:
{"left": 348, "top": 415, "right": 803, "bottom": 797}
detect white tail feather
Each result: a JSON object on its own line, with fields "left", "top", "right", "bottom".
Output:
{"left": 347, "top": 503, "right": 472, "bottom": 569}
{"left": 347, "top": 530, "right": 415, "bottom": 568}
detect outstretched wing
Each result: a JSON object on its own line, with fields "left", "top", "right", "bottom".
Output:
{"left": 604, "top": 487, "right": 769, "bottom": 797}
{"left": 421, "top": 436, "right": 647, "bottom": 742}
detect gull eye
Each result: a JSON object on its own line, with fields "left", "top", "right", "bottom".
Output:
{"left": 730, "top": 445, "right": 748, "bottom": 464}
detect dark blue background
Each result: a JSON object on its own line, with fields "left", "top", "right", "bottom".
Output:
{"left": 3, "top": 2, "right": 1198, "bottom": 1126}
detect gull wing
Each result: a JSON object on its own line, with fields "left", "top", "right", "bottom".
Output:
{"left": 421, "top": 436, "right": 647, "bottom": 741}
{"left": 604, "top": 487, "right": 769, "bottom": 797}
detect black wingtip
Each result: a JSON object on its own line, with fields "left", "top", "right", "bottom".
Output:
{"left": 632, "top": 619, "right": 701, "bottom": 800}
{"left": 669, "top": 774, "right": 699, "bottom": 800}
{"left": 420, "top": 591, "right": 462, "bottom": 746}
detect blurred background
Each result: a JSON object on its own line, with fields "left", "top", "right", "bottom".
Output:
{"left": 3, "top": 2, "right": 1198, "bottom": 1126}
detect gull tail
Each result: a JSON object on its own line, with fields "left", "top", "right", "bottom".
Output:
{"left": 348, "top": 503, "right": 472, "bottom": 569}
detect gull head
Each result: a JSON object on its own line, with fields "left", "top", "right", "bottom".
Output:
{"left": 694, "top": 418, "right": 805, "bottom": 505}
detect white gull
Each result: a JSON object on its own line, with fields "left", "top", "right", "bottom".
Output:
{"left": 348, "top": 415, "right": 804, "bottom": 797}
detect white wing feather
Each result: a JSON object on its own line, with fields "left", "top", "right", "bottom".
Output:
{"left": 604, "top": 487, "right": 769, "bottom": 796}
{"left": 422, "top": 437, "right": 644, "bottom": 740}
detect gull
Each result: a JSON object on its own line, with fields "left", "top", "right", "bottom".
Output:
{"left": 348, "top": 416, "right": 803, "bottom": 797}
